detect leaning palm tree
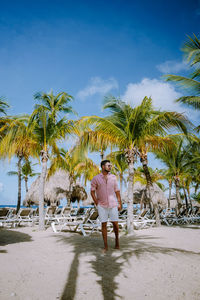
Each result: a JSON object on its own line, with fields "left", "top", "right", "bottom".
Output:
{"left": 79, "top": 96, "right": 188, "bottom": 233}
{"left": 0, "top": 115, "right": 39, "bottom": 212}
{"left": 165, "top": 34, "right": 200, "bottom": 130}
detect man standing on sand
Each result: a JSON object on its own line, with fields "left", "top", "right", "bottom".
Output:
{"left": 91, "top": 160, "right": 122, "bottom": 252}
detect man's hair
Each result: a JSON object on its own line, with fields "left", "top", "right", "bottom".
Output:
{"left": 101, "top": 160, "right": 110, "bottom": 168}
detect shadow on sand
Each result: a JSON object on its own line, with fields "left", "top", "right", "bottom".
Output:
{"left": 0, "top": 228, "right": 32, "bottom": 247}
{"left": 55, "top": 232, "right": 200, "bottom": 300}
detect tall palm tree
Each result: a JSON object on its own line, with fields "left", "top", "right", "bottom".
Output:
{"left": 7, "top": 159, "right": 39, "bottom": 193}
{"left": 154, "top": 136, "right": 198, "bottom": 212}
{"left": 134, "top": 167, "right": 165, "bottom": 190}
{"left": 30, "top": 110, "right": 75, "bottom": 229}
{"left": 31, "top": 90, "right": 76, "bottom": 229}
{"left": 0, "top": 115, "right": 39, "bottom": 212}
{"left": 165, "top": 34, "right": 200, "bottom": 130}
{"left": 33, "top": 91, "right": 76, "bottom": 122}
{"left": 80, "top": 97, "right": 188, "bottom": 233}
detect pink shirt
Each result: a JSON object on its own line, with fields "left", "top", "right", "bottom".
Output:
{"left": 91, "top": 173, "right": 120, "bottom": 208}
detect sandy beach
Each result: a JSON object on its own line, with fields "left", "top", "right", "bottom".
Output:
{"left": 0, "top": 225, "right": 200, "bottom": 300}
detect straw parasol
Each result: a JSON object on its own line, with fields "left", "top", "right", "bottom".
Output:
{"left": 23, "top": 169, "right": 87, "bottom": 206}
{"left": 122, "top": 181, "right": 167, "bottom": 207}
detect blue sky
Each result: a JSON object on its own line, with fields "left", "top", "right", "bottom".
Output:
{"left": 0, "top": 0, "right": 199, "bottom": 204}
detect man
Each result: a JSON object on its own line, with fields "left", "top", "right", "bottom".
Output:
{"left": 91, "top": 160, "right": 122, "bottom": 252}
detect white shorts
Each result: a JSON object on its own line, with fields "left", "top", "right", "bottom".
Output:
{"left": 97, "top": 205, "right": 118, "bottom": 223}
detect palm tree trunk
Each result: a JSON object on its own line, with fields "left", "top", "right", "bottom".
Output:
{"left": 186, "top": 186, "right": 192, "bottom": 206}
{"left": 168, "top": 179, "right": 172, "bottom": 208}
{"left": 68, "top": 176, "right": 73, "bottom": 207}
{"left": 140, "top": 155, "right": 161, "bottom": 226}
{"left": 183, "top": 186, "right": 189, "bottom": 208}
{"left": 100, "top": 149, "right": 104, "bottom": 160}
{"left": 125, "top": 148, "right": 137, "bottom": 235}
{"left": 25, "top": 177, "right": 28, "bottom": 193}
{"left": 127, "top": 161, "right": 134, "bottom": 234}
{"left": 39, "top": 150, "right": 48, "bottom": 230}
{"left": 174, "top": 175, "right": 182, "bottom": 214}
{"left": 17, "top": 155, "right": 23, "bottom": 213}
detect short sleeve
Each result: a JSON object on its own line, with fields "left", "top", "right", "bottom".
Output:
{"left": 114, "top": 177, "right": 120, "bottom": 192}
{"left": 91, "top": 177, "right": 98, "bottom": 191}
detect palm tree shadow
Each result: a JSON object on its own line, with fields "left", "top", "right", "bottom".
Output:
{"left": 56, "top": 233, "right": 200, "bottom": 300}
{"left": 0, "top": 229, "right": 32, "bottom": 246}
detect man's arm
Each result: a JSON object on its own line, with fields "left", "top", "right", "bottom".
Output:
{"left": 91, "top": 190, "right": 98, "bottom": 206}
{"left": 115, "top": 191, "right": 122, "bottom": 211}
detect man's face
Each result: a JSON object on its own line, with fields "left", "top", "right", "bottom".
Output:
{"left": 103, "top": 162, "right": 112, "bottom": 173}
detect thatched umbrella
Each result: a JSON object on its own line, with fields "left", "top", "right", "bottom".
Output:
{"left": 122, "top": 181, "right": 167, "bottom": 208}
{"left": 23, "top": 169, "right": 87, "bottom": 206}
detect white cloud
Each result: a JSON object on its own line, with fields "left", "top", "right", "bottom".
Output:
{"left": 122, "top": 78, "right": 183, "bottom": 111}
{"left": 156, "top": 60, "right": 188, "bottom": 74}
{"left": 122, "top": 77, "right": 199, "bottom": 124}
{"left": 77, "top": 77, "right": 118, "bottom": 100}
{"left": 0, "top": 182, "right": 4, "bottom": 192}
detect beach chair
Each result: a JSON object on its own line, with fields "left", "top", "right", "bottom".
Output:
{"left": 0, "top": 207, "right": 14, "bottom": 227}
{"left": 51, "top": 208, "right": 93, "bottom": 233}
{"left": 14, "top": 208, "right": 33, "bottom": 226}
{"left": 78, "top": 210, "right": 101, "bottom": 236}
{"left": 45, "top": 206, "right": 57, "bottom": 225}
{"left": 132, "top": 209, "right": 156, "bottom": 229}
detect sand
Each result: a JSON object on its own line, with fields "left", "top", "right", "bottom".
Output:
{"left": 0, "top": 225, "right": 200, "bottom": 300}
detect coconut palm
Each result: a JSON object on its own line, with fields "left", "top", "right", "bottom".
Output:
{"left": 154, "top": 136, "right": 199, "bottom": 212}
{"left": 33, "top": 90, "right": 76, "bottom": 122}
{"left": 30, "top": 90, "right": 76, "bottom": 230}
{"left": 48, "top": 147, "right": 99, "bottom": 204}
{"left": 7, "top": 160, "right": 39, "bottom": 193}
{"left": 134, "top": 167, "right": 165, "bottom": 190}
{"left": 75, "top": 158, "right": 100, "bottom": 186}
{"left": 0, "top": 115, "right": 39, "bottom": 212}
{"left": 165, "top": 34, "right": 200, "bottom": 130}
{"left": 79, "top": 96, "right": 188, "bottom": 233}
{"left": 30, "top": 110, "right": 75, "bottom": 229}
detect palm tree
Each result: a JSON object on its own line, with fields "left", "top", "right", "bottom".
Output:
{"left": 165, "top": 34, "right": 200, "bottom": 130}
{"left": 80, "top": 97, "right": 188, "bottom": 233}
{"left": 154, "top": 136, "right": 198, "bottom": 212}
{"left": 160, "top": 168, "right": 174, "bottom": 208}
{"left": 7, "top": 159, "right": 39, "bottom": 193}
{"left": 0, "top": 115, "right": 39, "bottom": 212}
{"left": 33, "top": 90, "right": 76, "bottom": 122}
{"left": 21, "top": 160, "right": 40, "bottom": 193}
{"left": 30, "top": 110, "right": 75, "bottom": 229}
{"left": 134, "top": 167, "right": 165, "bottom": 190}
{"left": 30, "top": 90, "right": 76, "bottom": 229}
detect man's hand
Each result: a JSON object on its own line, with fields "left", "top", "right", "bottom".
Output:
{"left": 118, "top": 202, "right": 122, "bottom": 211}
{"left": 91, "top": 191, "right": 98, "bottom": 207}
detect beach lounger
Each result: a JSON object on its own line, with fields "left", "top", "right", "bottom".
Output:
{"left": 78, "top": 210, "right": 101, "bottom": 236}
{"left": 51, "top": 208, "right": 93, "bottom": 233}
{"left": 14, "top": 208, "right": 33, "bottom": 226}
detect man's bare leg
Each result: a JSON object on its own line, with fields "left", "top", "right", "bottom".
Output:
{"left": 112, "top": 221, "right": 119, "bottom": 249}
{"left": 101, "top": 222, "right": 108, "bottom": 252}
